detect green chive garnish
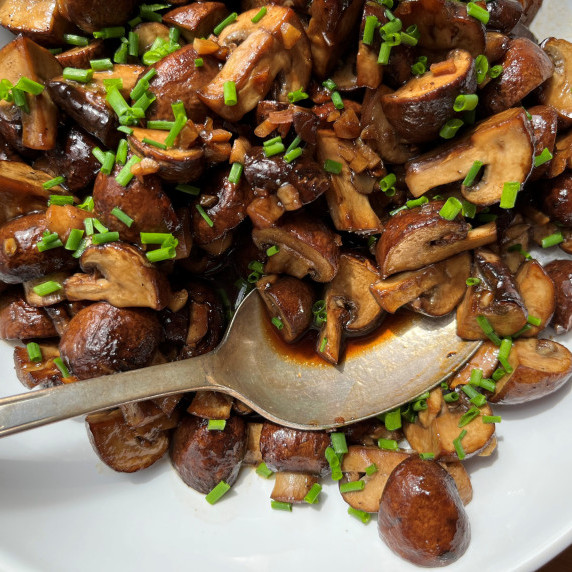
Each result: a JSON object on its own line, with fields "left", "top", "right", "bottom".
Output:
{"left": 466, "top": 2, "right": 490, "bottom": 24}
{"left": 534, "top": 148, "right": 553, "bottom": 168}
{"left": 33, "top": 280, "right": 62, "bottom": 296}
{"left": 482, "top": 415, "right": 501, "bottom": 424}
{"left": 439, "top": 197, "right": 463, "bottom": 220}
{"left": 271, "top": 316, "right": 284, "bottom": 330}
{"left": 463, "top": 160, "right": 484, "bottom": 187}
{"left": 205, "top": 481, "right": 231, "bottom": 504}
{"left": 377, "top": 438, "right": 398, "bottom": 451}
{"left": 476, "top": 316, "right": 502, "bottom": 345}
{"left": 207, "top": 419, "right": 226, "bottom": 431}
{"left": 419, "top": 452, "right": 435, "bottom": 460}
{"left": 64, "top": 34, "right": 89, "bottom": 46}
{"left": 384, "top": 408, "right": 402, "bottom": 431}
{"left": 440, "top": 119, "right": 464, "bottom": 139}
{"left": 331, "top": 432, "right": 348, "bottom": 455}
{"left": 255, "top": 462, "right": 274, "bottom": 478}
{"left": 453, "top": 429, "right": 467, "bottom": 460}
{"left": 347, "top": 507, "right": 371, "bottom": 524}
{"left": 53, "top": 357, "right": 70, "bottom": 378}
{"left": 453, "top": 93, "right": 479, "bottom": 112}
{"left": 340, "top": 480, "right": 365, "bottom": 494}
{"left": 365, "top": 463, "right": 378, "bottom": 476}
{"left": 42, "top": 176, "right": 65, "bottom": 190}
{"left": 362, "top": 15, "right": 379, "bottom": 45}
{"left": 271, "top": 500, "right": 292, "bottom": 512}
{"left": 26, "top": 342, "right": 42, "bottom": 363}
{"left": 466, "top": 277, "right": 481, "bottom": 286}
{"left": 324, "top": 159, "right": 342, "bottom": 174}
{"left": 115, "top": 156, "right": 141, "bottom": 187}
{"left": 90, "top": 58, "right": 114, "bottom": 71}
{"left": 251, "top": 6, "right": 267, "bottom": 23}
{"left": 304, "top": 483, "right": 322, "bottom": 504}
{"left": 195, "top": 204, "right": 214, "bottom": 227}
{"left": 500, "top": 181, "right": 520, "bottom": 209}
{"left": 65, "top": 228, "right": 84, "bottom": 251}
{"left": 542, "top": 232, "right": 564, "bottom": 248}
{"left": 62, "top": 67, "right": 93, "bottom": 83}
{"left": 213, "top": 12, "right": 237, "bottom": 35}
{"left": 228, "top": 163, "right": 243, "bottom": 184}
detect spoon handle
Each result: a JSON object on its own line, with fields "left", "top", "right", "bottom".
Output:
{"left": 0, "top": 355, "right": 220, "bottom": 437}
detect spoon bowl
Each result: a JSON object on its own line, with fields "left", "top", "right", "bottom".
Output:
{"left": 0, "top": 290, "right": 480, "bottom": 436}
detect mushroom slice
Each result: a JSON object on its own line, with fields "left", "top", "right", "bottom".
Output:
{"left": 516, "top": 0, "right": 543, "bottom": 25}
{"left": 539, "top": 38, "right": 572, "bottom": 128}
{"left": 499, "top": 218, "right": 531, "bottom": 273}
{"left": 395, "top": 0, "right": 486, "bottom": 58}
{"left": 317, "top": 253, "right": 383, "bottom": 365}
{"left": 405, "top": 108, "right": 535, "bottom": 206}
{"left": 490, "top": 339, "right": 572, "bottom": 404}
{"left": 128, "top": 127, "right": 204, "bottom": 183}
{"left": 370, "top": 264, "right": 445, "bottom": 314}
{"left": 13, "top": 343, "right": 66, "bottom": 389}
{"left": 0, "top": 289, "right": 57, "bottom": 340}
{"left": 0, "top": 161, "right": 69, "bottom": 226}
{"left": 24, "top": 271, "right": 69, "bottom": 307}
{"left": 375, "top": 201, "right": 496, "bottom": 277}
{"left": 163, "top": 2, "right": 229, "bottom": 42}
{"left": 198, "top": 6, "right": 311, "bottom": 121}
{"left": 514, "top": 260, "right": 555, "bottom": 337}
{"left": 0, "top": 36, "right": 62, "bottom": 150}
{"left": 456, "top": 249, "right": 527, "bottom": 339}
{"left": 257, "top": 275, "right": 314, "bottom": 343}
{"left": 57, "top": 0, "right": 139, "bottom": 33}
{"left": 306, "top": 0, "right": 364, "bottom": 78}
{"left": 547, "top": 129, "right": 572, "bottom": 179}
{"left": 360, "top": 86, "right": 418, "bottom": 165}
{"left": 356, "top": 2, "right": 387, "bottom": 89}
{"left": 316, "top": 130, "right": 382, "bottom": 234}
{"left": 408, "top": 252, "right": 471, "bottom": 317}
{"left": 187, "top": 391, "right": 233, "bottom": 420}
{"left": 544, "top": 260, "right": 572, "bottom": 334}
{"left": 527, "top": 105, "right": 558, "bottom": 182}
{"left": 486, "top": 0, "right": 523, "bottom": 34}
{"left": 86, "top": 409, "right": 168, "bottom": 473}
{"left": 271, "top": 471, "right": 318, "bottom": 504}
{"left": 381, "top": 50, "right": 476, "bottom": 144}
{"left": 55, "top": 40, "right": 105, "bottom": 69}
{"left": 0, "top": 0, "right": 75, "bottom": 45}
{"left": 449, "top": 341, "right": 499, "bottom": 389}
{"left": 252, "top": 214, "right": 341, "bottom": 283}
{"left": 64, "top": 242, "right": 171, "bottom": 310}
{"left": 481, "top": 38, "right": 554, "bottom": 115}
{"left": 403, "top": 392, "right": 496, "bottom": 461}
{"left": 45, "top": 204, "right": 90, "bottom": 242}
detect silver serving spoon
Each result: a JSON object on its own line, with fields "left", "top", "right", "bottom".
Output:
{"left": 0, "top": 291, "right": 480, "bottom": 437}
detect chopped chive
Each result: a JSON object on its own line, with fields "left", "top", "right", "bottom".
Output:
{"left": 324, "top": 159, "right": 342, "bottom": 174}
{"left": 62, "top": 67, "right": 93, "bottom": 83}
{"left": 271, "top": 500, "right": 292, "bottom": 512}
{"left": 142, "top": 137, "right": 167, "bottom": 150}
{"left": 285, "top": 136, "right": 302, "bottom": 155}
{"left": 492, "top": 367, "right": 507, "bottom": 381}
{"left": 90, "top": 58, "right": 114, "bottom": 71}
{"left": 14, "top": 77, "right": 44, "bottom": 95}
{"left": 384, "top": 408, "right": 402, "bottom": 431}
{"left": 42, "top": 176, "right": 66, "bottom": 191}
{"left": 419, "top": 452, "right": 435, "bottom": 460}
{"left": 33, "top": 280, "right": 62, "bottom": 297}
{"left": 106, "top": 86, "right": 130, "bottom": 117}
{"left": 266, "top": 245, "right": 280, "bottom": 257}
{"left": 111, "top": 206, "right": 134, "bottom": 227}
{"left": 527, "top": 315, "right": 542, "bottom": 327}
{"left": 476, "top": 316, "right": 502, "bottom": 345}
{"left": 377, "top": 438, "right": 398, "bottom": 451}
{"left": 439, "top": 197, "right": 463, "bottom": 220}
{"left": 64, "top": 228, "right": 84, "bottom": 251}
{"left": 146, "top": 120, "right": 175, "bottom": 131}
{"left": 113, "top": 41, "right": 129, "bottom": 64}
{"left": 116, "top": 140, "right": 128, "bottom": 165}
{"left": 541, "top": 232, "right": 564, "bottom": 248}
{"left": 47, "top": 195, "right": 74, "bottom": 207}
{"left": 534, "top": 148, "right": 553, "bottom": 168}
{"left": 440, "top": 119, "right": 464, "bottom": 139}
{"left": 164, "top": 114, "right": 187, "bottom": 148}
{"left": 84, "top": 218, "right": 94, "bottom": 236}
{"left": 53, "top": 357, "right": 70, "bottom": 378}
{"left": 251, "top": 6, "right": 267, "bottom": 23}
{"left": 264, "top": 142, "right": 285, "bottom": 158}
{"left": 195, "top": 204, "right": 214, "bottom": 227}
{"left": 453, "top": 430, "right": 467, "bottom": 460}
{"left": 213, "top": 12, "right": 237, "bottom": 35}
{"left": 271, "top": 316, "right": 284, "bottom": 330}
{"left": 284, "top": 147, "right": 303, "bottom": 163}
{"left": 117, "top": 125, "right": 134, "bottom": 135}
{"left": 146, "top": 247, "right": 177, "bottom": 262}
{"left": 407, "top": 197, "right": 429, "bottom": 209}
{"left": 132, "top": 91, "right": 156, "bottom": 113}
{"left": 411, "top": 61, "right": 427, "bottom": 75}
{"left": 319, "top": 336, "right": 328, "bottom": 353}
{"left": 229, "top": 163, "right": 243, "bottom": 184}
{"left": 453, "top": 94, "right": 479, "bottom": 113}
{"left": 256, "top": 462, "right": 274, "bottom": 478}
{"left": 365, "top": 463, "right": 378, "bottom": 476}
{"left": 331, "top": 432, "right": 348, "bottom": 455}
{"left": 325, "top": 446, "right": 342, "bottom": 480}
{"left": 322, "top": 78, "right": 337, "bottom": 91}
{"left": 463, "top": 160, "right": 484, "bottom": 187}
{"left": 176, "top": 184, "right": 200, "bottom": 195}
{"left": 331, "top": 91, "right": 344, "bottom": 110}
{"left": 377, "top": 41, "right": 392, "bottom": 64}
{"left": 93, "top": 26, "right": 125, "bottom": 39}
{"left": 362, "top": 15, "right": 379, "bottom": 46}
{"left": 477, "top": 378, "right": 496, "bottom": 392}
{"left": 444, "top": 391, "right": 459, "bottom": 403}
{"left": 26, "top": 342, "right": 42, "bottom": 363}
{"left": 413, "top": 399, "right": 427, "bottom": 411}
{"left": 500, "top": 181, "right": 520, "bottom": 209}
{"left": 287, "top": 87, "right": 309, "bottom": 104}
{"left": 466, "top": 2, "right": 490, "bottom": 24}
{"left": 115, "top": 155, "right": 141, "bottom": 187}
{"left": 489, "top": 65, "right": 503, "bottom": 79}
{"left": 37, "top": 234, "right": 63, "bottom": 252}
{"left": 72, "top": 237, "right": 88, "bottom": 259}
{"left": 100, "top": 151, "right": 115, "bottom": 175}
{"left": 263, "top": 136, "right": 282, "bottom": 147}
{"left": 205, "top": 480, "right": 230, "bottom": 504}
{"left": 140, "top": 232, "right": 175, "bottom": 244}
{"left": 458, "top": 406, "right": 481, "bottom": 428}
{"left": 207, "top": 419, "right": 226, "bottom": 431}
{"left": 469, "top": 368, "right": 483, "bottom": 386}
{"left": 347, "top": 507, "right": 371, "bottom": 524}
{"left": 128, "top": 31, "right": 139, "bottom": 57}
{"left": 303, "top": 483, "right": 322, "bottom": 504}
{"left": 64, "top": 34, "right": 89, "bottom": 46}
{"left": 466, "top": 277, "right": 481, "bottom": 286}
{"left": 482, "top": 415, "right": 502, "bottom": 424}
{"left": 340, "top": 480, "right": 365, "bottom": 494}
{"left": 92, "top": 231, "right": 119, "bottom": 244}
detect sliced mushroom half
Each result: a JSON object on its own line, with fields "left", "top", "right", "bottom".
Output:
{"left": 539, "top": 38, "right": 572, "bottom": 128}
{"left": 405, "top": 108, "right": 535, "bottom": 206}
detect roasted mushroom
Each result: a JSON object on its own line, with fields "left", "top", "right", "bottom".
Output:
{"left": 544, "top": 260, "right": 572, "bottom": 334}
{"left": 539, "top": 38, "right": 572, "bottom": 128}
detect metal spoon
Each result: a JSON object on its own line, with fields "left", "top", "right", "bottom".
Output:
{"left": 0, "top": 291, "right": 480, "bottom": 437}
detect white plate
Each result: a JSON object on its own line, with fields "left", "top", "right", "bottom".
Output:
{"left": 1, "top": 3, "right": 571, "bottom": 571}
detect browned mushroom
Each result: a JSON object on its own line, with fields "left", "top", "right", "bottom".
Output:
{"left": 198, "top": 6, "right": 311, "bottom": 121}
{"left": 55, "top": 40, "right": 105, "bottom": 69}
{"left": 0, "top": 212, "right": 76, "bottom": 284}
{"left": 490, "top": 338, "right": 572, "bottom": 404}
{"left": 57, "top": 0, "right": 139, "bottom": 33}
{"left": 485, "top": 31, "right": 511, "bottom": 63}
{"left": 24, "top": 271, "right": 69, "bottom": 307}
{"left": 132, "top": 22, "right": 172, "bottom": 55}
{"left": 405, "top": 108, "right": 535, "bottom": 206}
{"left": 378, "top": 457, "right": 470, "bottom": 567}
{"left": 376, "top": 201, "right": 497, "bottom": 277}
{"left": 544, "top": 259, "right": 572, "bottom": 334}
{"left": 499, "top": 216, "right": 531, "bottom": 273}
{"left": 541, "top": 172, "right": 572, "bottom": 228}
{"left": 45, "top": 204, "right": 90, "bottom": 242}
{"left": 306, "top": 0, "right": 363, "bottom": 79}
{"left": 256, "top": 274, "right": 314, "bottom": 343}
{"left": 170, "top": 414, "right": 247, "bottom": 493}
{"left": 539, "top": 38, "right": 572, "bottom": 128}
{"left": 13, "top": 343, "right": 67, "bottom": 389}
{"left": 128, "top": 127, "right": 204, "bottom": 183}
{"left": 187, "top": 391, "right": 233, "bottom": 420}
{"left": 456, "top": 249, "right": 527, "bottom": 338}
{"left": 86, "top": 408, "right": 169, "bottom": 473}
{"left": 480, "top": 38, "right": 554, "bottom": 114}
{"left": 252, "top": 213, "right": 341, "bottom": 283}
{"left": 271, "top": 472, "right": 319, "bottom": 504}
{"left": 259, "top": 421, "right": 331, "bottom": 477}
{"left": 315, "top": 130, "right": 383, "bottom": 234}
{"left": 316, "top": 253, "right": 383, "bottom": 364}
{"left": 547, "top": 128, "right": 572, "bottom": 179}
{"left": 449, "top": 341, "right": 499, "bottom": 389}
{"left": 59, "top": 302, "right": 162, "bottom": 379}
{"left": 527, "top": 105, "right": 558, "bottom": 182}
{"left": 514, "top": 259, "right": 555, "bottom": 336}
{"left": 93, "top": 164, "right": 178, "bottom": 244}
{"left": 356, "top": 2, "right": 387, "bottom": 89}
{"left": 163, "top": 2, "right": 229, "bottom": 43}
{"left": 0, "top": 35, "right": 62, "bottom": 150}
{"left": 516, "top": 0, "right": 543, "bottom": 25}
{"left": 0, "top": 288, "right": 58, "bottom": 339}
{"left": 64, "top": 242, "right": 171, "bottom": 310}
{"left": 381, "top": 50, "right": 476, "bottom": 144}
{"left": 395, "top": 0, "right": 486, "bottom": 58}
{"left": 486, "top": 0, "right": 523, "bottom": 34}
